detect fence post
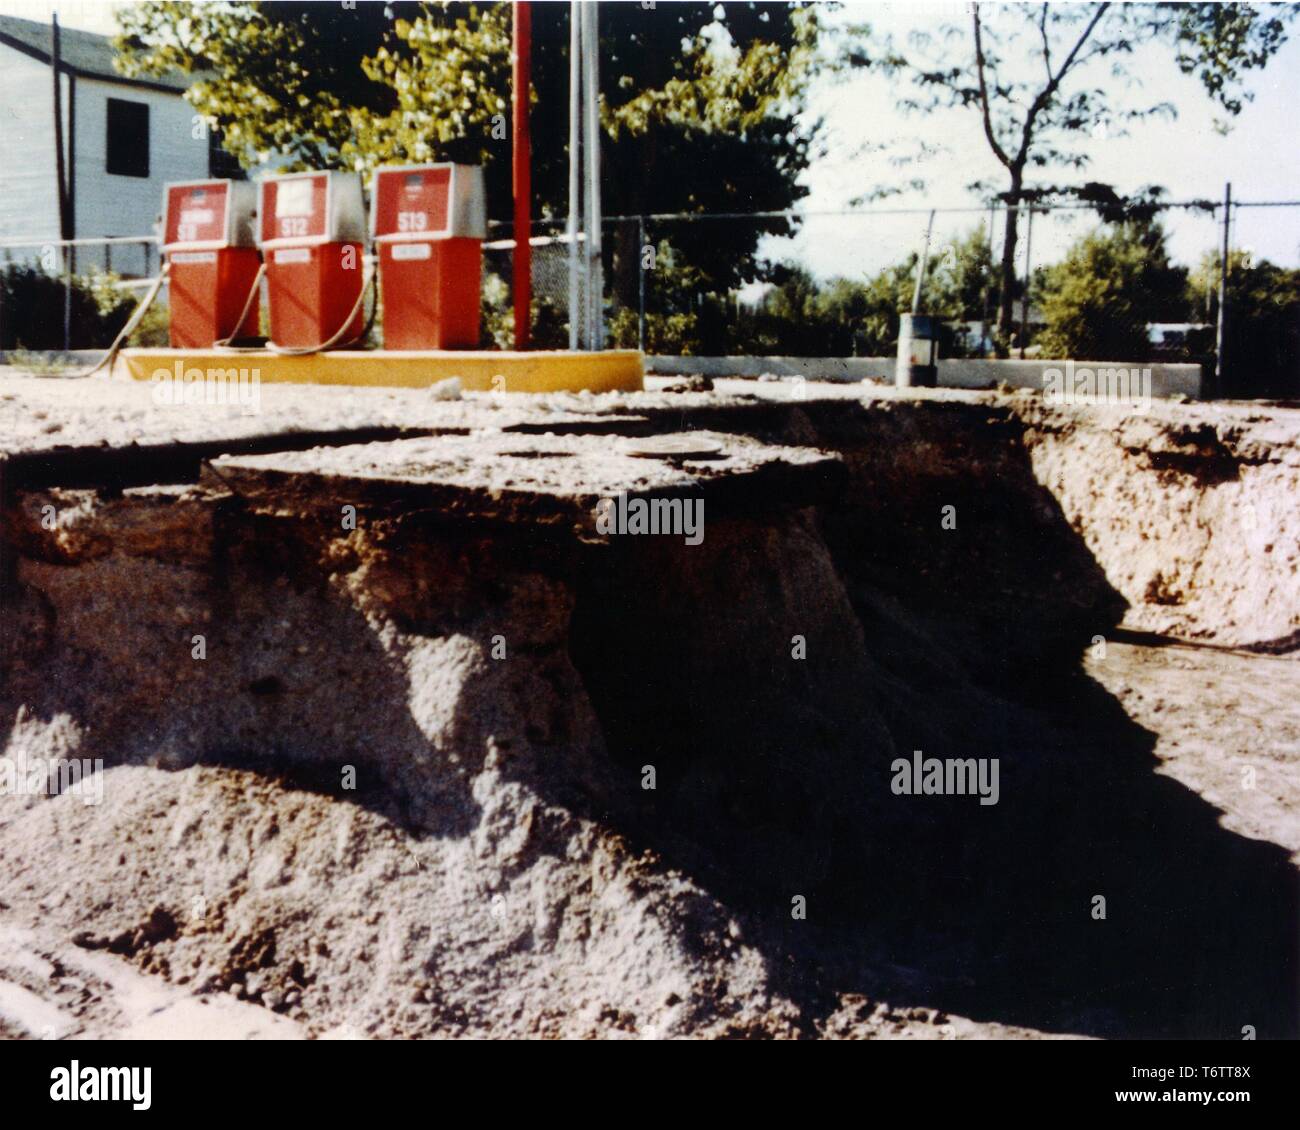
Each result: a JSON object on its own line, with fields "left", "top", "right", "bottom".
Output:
{"left": 911, "top": 209, "right": 935, "bottom": 315}
{"left": 637, "top": 215, "right": 646, "bottom": 353}
{"left": 1019, "top": 206, "right": 1034, "bottom": 361}
{"left": 982, "top": 201, "right": 996, "bottom": 356}
{"left": 581, "top": 0, "right": 603, "bottom": 350}
{"left": 567, "top": 0, "right": 581, "bottom": 350}
{"left": 63, "top": 247, "right": 72, "bottom": 353}
{"left": 1214, "top": 182, "right": 1231, "bottom": 399}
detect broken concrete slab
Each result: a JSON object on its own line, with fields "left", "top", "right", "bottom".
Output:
{"left": 205, "top": 430, "right": 845, "bottom": 537}
{"left": 3, "top": 368, "right": 1298, "bottom": 648}
{"left": 1, "top": 426, "right": 450, "bottom": 495}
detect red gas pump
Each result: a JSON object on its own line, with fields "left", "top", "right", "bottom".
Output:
{"left": 258, "top": 171, "right": 367, "bottom": 349}
{"left": 371, "top": 164, "right": 485, "bottom": 350}
{"left": 161, "top": 179, "right": 260, "bottom": 348}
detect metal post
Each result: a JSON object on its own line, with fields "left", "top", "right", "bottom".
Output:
{"left": 53, "top": 15, "right": 71, "bottom": 352}
{"left": 511, "top": 1, "right": 532, "bottom": 350}
{"left": 911, "top": 208, "right": 935, "bottom": 315}
{"left": 637, "top": 215, "right": 646, "bottom": 353}
{"left": 63, "top": 249, "right": 72, "bottom": 352}
{"left": 981, "top": 201, "right": 995, "bottom": 355}
{"left": 1214, "top": 182, "right": 1231, "bottom": 398}
{"left": 581, "top": 0, "right": 602, "bottom": 350}
{"left": 567, "top": 2, "right": 581, "bottom": 349}
{"left": 67, "top": 72, "right": 76, "bottom": 252}
{"left": 1019, "top": 205, "right": 1034, "bottom": 360}
{"left": 52, "top": 16, "right": 68, "bottom": 243}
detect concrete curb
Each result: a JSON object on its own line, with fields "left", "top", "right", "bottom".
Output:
{"left": 647, "top": 355, "right": 1203, "bottom": 398}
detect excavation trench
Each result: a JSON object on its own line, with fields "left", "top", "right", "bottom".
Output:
{"left": 0, "top": 384, "right": 1296, "bottom": 1039}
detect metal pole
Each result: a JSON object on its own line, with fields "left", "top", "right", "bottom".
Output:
{"left": 63, "top": 251, "right": 72, "bottom": 352}
{"left": 911, "top": 208, "right": 935, "bottom": 314}
{"left": 511, "top": 1, "right": 532, "bottom": 350}
{"left": 53, "top": 15, "right": 71, "bottom": 352}
{"left": 52, "top": 16, "right": 68, "bottom": 243}
{"left": 582, "top": 0, "right": 603, "bottom": 350}
{"left": 1214, "top": 182, "right": 1231, "bottom": 398}
{"left": 638, "top": 215, "right": 646, "bottom": 353}
{"left": 981, "top": 201, "right": 995, "bottom": 355}
{"left": 1019, "top": 205, "right": 1034, "bottom": 360}
{"left": 567, "top": 2, "right": 581, "bottom": 349}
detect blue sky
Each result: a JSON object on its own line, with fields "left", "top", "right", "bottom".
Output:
{"left": 9, "top": 0, "right": 1298, "bottom": 279}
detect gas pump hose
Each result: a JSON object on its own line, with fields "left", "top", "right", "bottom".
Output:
{"left": 59, "top": 261, "right": 172, "bottom": 379}
{"left": 214, "top": 256, "right": 377, "bottom": 355}
{"left": 47, "top": 251, "right": 376, "bottom": 377}
{"left": 267, "top": 256, "right": 377, "bottom": 355}
{"left": 212, "top": 261, "right": 268, "bottom": 351}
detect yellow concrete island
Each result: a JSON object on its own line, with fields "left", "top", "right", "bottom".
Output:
{"left": 116, "top": 348, "right": 644, "bottom": 394}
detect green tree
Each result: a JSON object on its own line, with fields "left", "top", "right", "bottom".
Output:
{"left": 730, "top": 228, "right": 1001, "bottom": 358}
{"left": 926, "top": 227, "right": 998, "bottom": 321}
{"left": 115, "top": 2, "right": 823, "bottom": 349}
{"left": 849, "top": 2, "right": 1295, "bottom": 337}
{"left": 114, "top": 2, "right": 421, "bottom": 170}
{"left": 733, "top": 258, "right": 924, "bottom": 359}
{"left": 1036, "top": 222, "right": 1189, "bottom": 360}
{"left": 1189, "top": 251, "right": 1300, "bottom": 396}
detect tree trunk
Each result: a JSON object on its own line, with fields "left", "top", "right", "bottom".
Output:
{"left": 996, "top": 171, "right": 1023, "bottom": 344}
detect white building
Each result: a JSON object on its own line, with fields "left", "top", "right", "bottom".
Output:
{"left": 0, "top": 14, "right": 242, "bottom": 275}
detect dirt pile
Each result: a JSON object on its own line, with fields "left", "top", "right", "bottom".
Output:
{"left": 1, "top": 762, "right": 801, "bottom": 1038}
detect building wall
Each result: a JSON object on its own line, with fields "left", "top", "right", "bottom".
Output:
{"left": 0, "top": 45, "right": 64, "bottom": 253}
{"left": 0, "top": 45, "right": 205, "bottom": 276}
{"left": 72, "top": 74, "right": 207, "bottom": 274}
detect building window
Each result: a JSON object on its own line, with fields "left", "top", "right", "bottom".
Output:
{"left": 208, "top": 128, "right": 246, "bottom": 180}
{"left": 106, "top": 98, "right": 150, "bottom": 178}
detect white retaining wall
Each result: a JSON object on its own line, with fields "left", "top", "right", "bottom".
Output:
{"left": 647, "top": 356, "right": 1203, "bottom": 399}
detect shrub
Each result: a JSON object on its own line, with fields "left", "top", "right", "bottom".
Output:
{"left": 0, "top": 264, "right": 166, "bottom": 350}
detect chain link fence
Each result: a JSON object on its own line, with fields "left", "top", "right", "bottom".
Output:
{"left": 489, "top": 200, "right": 1299, "bottom": 398}
{"left": 5, "top": 201, "right": 1296, "bottom": 398}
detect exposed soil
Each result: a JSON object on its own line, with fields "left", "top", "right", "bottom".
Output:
{"left": 0, "top": 370, "right": 1296, "bottom": 1039}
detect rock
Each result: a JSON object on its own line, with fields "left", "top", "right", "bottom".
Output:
{"left": 662, "top": 375, "right": 714, "bottom": 394}
{"left": 428, "top": 377, "right": 463, "bottom": 401}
